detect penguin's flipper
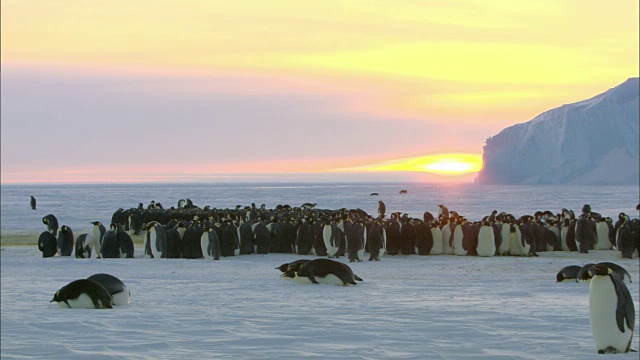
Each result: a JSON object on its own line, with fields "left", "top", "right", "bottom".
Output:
{"left": 612, "top": 274, "right": 635, "bottom": 333}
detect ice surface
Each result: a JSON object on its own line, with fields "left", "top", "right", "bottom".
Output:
{"left": 2, "top": 246, "right": 638, "bottom": 359}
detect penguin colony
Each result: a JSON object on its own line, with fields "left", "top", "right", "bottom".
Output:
{"left": 37, "top": 199, "right": 639, "bottom": 260}
{"left": 35, "top": 198, "right": 637, "bottom": 353}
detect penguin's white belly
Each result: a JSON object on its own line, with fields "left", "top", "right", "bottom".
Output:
{"left": 560, "top": 227, "right": 569, "bottom": 251}
{"left": 442, "top": 227, "right": 453, "bottom": 255}
{"left": 323, "top": 226, "right": 338, "bottom": 257}
{"left": 499, "top": 225, "right": 511, "bottom": 255}
{"left": 453, "top": 229, "right": 466, "bottom": 256}
{"left": 293, "top": 275, "right": 314, "bottom": 285}
{"left": 111, "top": 289, "right": 130, "bottom": 306}
{"left": 150, "top": 229, "right": 162, "bottom": 258}
{"left": 595, "top": 224, "right": 612, "bottom": 250}
{"left": 509, "top": 229, "right": 527, "bottom": 256}
{"left": 201, "top": 233, "right": 213, "bottom": 260}
{"left": 57, "top": 293, "right": 100, "bottom": 309}
{"left": 476, "top": 227, "right": 495, "bottom": 257}
{"left": 429, "top": 228, "right": 443, "bottom": 255}
{"left": 589, "top": 276, "right": 633, "bottom": 352}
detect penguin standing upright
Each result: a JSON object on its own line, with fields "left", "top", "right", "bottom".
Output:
{"left": 100, "top": 224, "right": 120, "bottom": 258}
{"left": 429, "top": 222, "right": 443, "bottom": 255}
{"left": 452, "top": 219, "right": 466, "bottom": 256}
{"left": 441, "top": 219, "right": 454, "bottom": 255}
{"left": 38, "top": 231, "right": 57, "bottom": 258}
{"left": 56, "top": 225, "right": 74, "bottom": 256}
{"left": 43, "top": 214, "right": 59, "bottom": 235}
{"left": 322, "top": 218, "right": 340, "bottom": 258}
{"left": 476, "top": 221, "right": 496, "bottom": 257}
{"left": 75, "top": 233, "right": 92, "bottom": 258}
{"left": 575, "top": 215, "right": 597, "bottom": 253}
{"left": 595, "top": 218, "right": 613, "bottom": 250}
{"left": 144, "top": 221, "right": 168, "bottom": 258}
{"left": 581, "top": 264, "right": 635, "bottom": 354}
{"left": 367, "top": 218, "right": 385, "bottom": 261}
{"left": 201, "top": 226, "right": 221, "bottom": 260}
{"left": 30, "top": 196, "right": 37, "bottom": 210}
{"left": 88, "top": 221, "right": 106, "bottom": 259}
{"left": 378, "top": 201, "right": 386, "bottom": 218}
{"left": 115, "top": 224, "right": 134, "bottom": 258}
{"left": 498, "top": 221, "right": 512, "bottom": 255}
{"left": 437, "top": 205, "right": 449, "bottom": 220}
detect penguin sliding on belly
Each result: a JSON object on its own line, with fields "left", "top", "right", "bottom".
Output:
{"left": 293, "top": 258, "right": 363, "bottom": 286}
{"left": 580, "top": 264, "right": 635, "bottom": 354}
{"left": 51, "top": 279, "right": 113, "bottom": 309}
{"left": 556, "top": 265, "right": 582, "bottom": 282}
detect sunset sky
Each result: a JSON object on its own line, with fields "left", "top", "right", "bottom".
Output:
{"left": 1, "top": 0, "right": 638, "bottom": 183}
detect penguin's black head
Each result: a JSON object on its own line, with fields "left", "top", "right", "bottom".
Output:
{"left": 51, "top": 289, "right": 62, "bottom": 303}
{"left": 587, "top": 264, "right": 611, "bottom": 278}
{"left": 556, "top": 271, "right": 566, "bottom": 283}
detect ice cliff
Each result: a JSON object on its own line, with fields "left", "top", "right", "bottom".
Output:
{"left": 475, "top": 78, "right": 639, "bottom": 185}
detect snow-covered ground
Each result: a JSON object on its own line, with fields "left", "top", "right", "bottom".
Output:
{"left": 1, "top": 246, "right": 638, "bottom": 359}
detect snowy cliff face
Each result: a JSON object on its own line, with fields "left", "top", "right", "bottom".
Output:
{"left": 476, "top": 78, "right": 639, "bottom": 185}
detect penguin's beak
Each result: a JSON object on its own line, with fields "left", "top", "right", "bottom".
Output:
{"left": 50, "top": 299, "right": 55, "bottom": 303}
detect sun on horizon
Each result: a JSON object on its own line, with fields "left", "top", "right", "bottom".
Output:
{"left": 336, "top": 153, "right": 483, "bottom": 176}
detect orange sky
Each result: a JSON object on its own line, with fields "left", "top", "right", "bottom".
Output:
{"left": 1, "top": 0, "right": 638, "bottom": 183}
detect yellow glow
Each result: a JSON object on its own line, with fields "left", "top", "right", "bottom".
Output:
{"left": 1, "top": 0, "right": 637, "bottom": 122}
{"left": 341, "top": 154, "right": 483, "bottom": 175}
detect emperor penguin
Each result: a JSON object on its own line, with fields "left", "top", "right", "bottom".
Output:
{"left": 556, "top": 265, "right": 581, "bottom": 282}
{"left": 43, "top": 214, "right": 59, "bottom": 235}
{"left": 581, "top": 264, "right": 635, "bottom": 354}
{"left": 437, "top": 205, "right": 449, "bottom": 219}
{"left": 115, "top": 224, "right": 135, "bottom": 258}
{"left": 452, "top": 219, "right": 466, "bottom": 256}
{"left": 509, "top": 223, "right": 528, "bottom": 256}
{"left": 498, "top": 221, "right": 512, "bottom": 255}
{"left": 88, "top": 221, "right": 106, "bottom": 259}
{"left": 441, "top": 219, "right": 454, "bottom": 255}
{"left": 144, "top": 221, "right": 167, "bottom": 258}
{"left": 322, "top": 219, "right": 340, "bottom": 258}
{"left": 100, "top": 224, "right": 120, "bottom": 258}
{"left": 38, "top": 231, "right": 57, "bottom": 258}
{"left": 74, "top": 233, "right": 92, "bottom": 259}
{"left": 56, "top": 225, "right": 74, "bottom": 256}
{"left": 429, "top": 222, "right": 443, "bottom": 255}
{"left": 595, "top": 218, "right": 613, "bottom": 250}
{"left": 51, "top": 279, "right": 113, "bottom": 309}
{"left": 476, "top": 221, "right": 496, "bottom": 257}
{"left": 30, "top": 196, "right": 37, "bottom": 210}
{"left": 616, "top": 218, "right": 637, "bottom": 259}
{"left": 377, "top": 201, "right": 386, "bottom": 218}
{"left": 201, "top": 226, "right": 221, "bottom": 260}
